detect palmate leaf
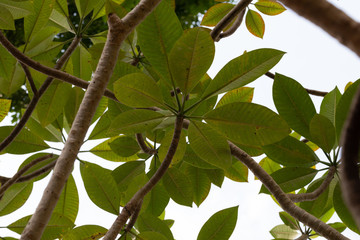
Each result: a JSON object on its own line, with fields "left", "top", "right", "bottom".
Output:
{"left": 0, "top": 99, "right": 11, "bottom": 122}
{"left": 254, "top": 0, "right": 286, "bottom": 16}
{"left": 169, "top": 27, "right": 215, "bottom": 95}
{"left": 0, "top": 182, "right": 33, "bottom": 216}
{"left": 8, "top": 213, "right": 74, "bottom": 238}
{"left": 201, "top": 49, "right": 284, "bottom": 99}
{"left": 197, "top": 206, "right": 238, "bottom": 240}
{"left": 137, "top": 0, "right": 182, "bottom": 84}
{"left": 61, "top": 225, "right": 107, "bottom": 240}
{"left": 262, "top": 136, "right": 319, "bottom": 167}
{"left": 113, "top": 73, "right": 164, "bottom": 108}
{"left": 273, "top": 74, "right": 316, "bottom": 139}
{"left": 245, "top": 10, "right": 265, "bottom": 38}
{"left": 201, "top": 3, "right": 234, "bottom": 26}
{"left": 188, "top": 121, "right": 232, "bottom": 170}
{"left": 80, "top": 162, "right": 120, "bottom": 215}
{"left": 205, "top": 102, "right": 290, "bottom": 146}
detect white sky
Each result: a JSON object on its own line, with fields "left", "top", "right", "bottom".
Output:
{"left": 1, "top": 0, "right": 360, "bottom": 239}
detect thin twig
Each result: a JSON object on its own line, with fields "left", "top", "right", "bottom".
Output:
{"left": 287, "top": 166, "right": 336, "bottom": 202}
{"left": 210, "top": 0, "right": 252, "bottom": 41}
{"left": 341, "top": 85, "right": 360, "bottom": 228}
{"left": 265, "top": 71, "right": 328, "bottom": 97}
{"left": 0, "top": 36, "right": 81, "bottom": 153}
{"left": 135, "top": 133, "right": 157, "bottom": 155}
{"left": 20, "top": 63, "right": 37, "bottom": 95}
{"left": 0, "top": 154, "right": 53, "bottom": 197}
{"left": 105, "top": 115, "right": 184, "bottom": 239}
{"left": 217, "top": 9, "right": 246, "bottom": 41}
{"left": 229, "top": 142, "right": 348, "bottom": 240}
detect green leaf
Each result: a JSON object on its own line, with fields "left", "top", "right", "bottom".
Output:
{"left": 162, "top": 167, "right": 193, "bottom": 207}
{"left": 145, "top": 183, "right": 170, "bottom": 217}
{"left": 48, "top": 9, "right": 72, "bottom": 32}
{"left": 90, "top": 136, "right": 139, "bottom": 162}
{"left": 157, "top": 127, "right": 187, "bottom": 166}
{"left": 0, "top": 126, "right": 49, "bottom": 154}
{"left": 24, "top": 0, "right": 55, "bottom": 45}
{"left": 108, "top": 136, "right": 140, "bottom": 157}
{"left": 216, "top": 87, "right": 254, "bottom": 108}
{"left": 0, "top": 99, "right": 11, "bottom": 122}
{"left": 327, "top": 222, "right": 347, "bottom": 234}
{"left": 26, "top": 111, "right": 63, "bottom": 142}
{"left": 197, "top": 206, "right": 238, "bottom": 240}
{"left": 25, "top": 26, "right": 59, "bottom": 58}
{"left": 188, "top": 121, "right": 231, "bottom": 169}
{"left": 88, "top": 111, "right": 112, "bottom": 140}
{"left": 137, "top": 1, "right": 182, "bottom": 83}
{"left": 183, "top": 144, "right": 218, "bottom": 169}
{"left": 255, "top": 0, "right": 286, "bottom": 16}
{"left": 80, "top": 162, "right": 120, "bottom": 214}
{"left": 137, "top": 231, "right": 168, "bottom": 240}
{"left": 71, "top": 45, "right": 93, "bottom": 81}
{"left": 205, "top": 169, "right": 225, "bottom": 188}
{"left": 258, "top": 157, "right": 281, "bottom": 177}
{"left": 113, "top": 73, "right": 163, "bottom": 108}
{"left": 137, "top": 213, "right": 174, "bottom": 240}
{"left": 18, "top": 153, "right": 58, "bottom": 182}
{"left": 335, "top": 79, "right": 360, "bottom": 140}
{"left": 120, "top": 173, "right": 149, "bottom": 206}
{"left": 0, "top": 182, "right": 33, "bottom": 216}
{"left": 0, "top": 61, "right": 25, "bottom": 96}
{"left": 260, "top": 167, "right": 317, "bottom": 194}
{"left": 320, "top": 87, "right": 341, "bottom": 127}
{"left": 270, "top": 224, "right": 299, "bottom": 239}
{"left": 108, "top": 109, "right": 166, "bottom": 135}
{"left": 202, "top": 49, "right": 284, "bottom": 99}
{"left": 279, "top": 212, "right": 299, "bottom": 230}
{"left": 273, "top": 73, "right": 316, "bottom": 139}
{"left": 245, "top": 9, "right": 265, "bottom": 38}
{"left": 0, "top": 0, "right": 33, "bottom": 19}
{"left": 201, "top": 3, "right": 234, "bottom": 26}
{"left": 0, "top": 7, "right": 14, "bottom": 30}
{"left": 61, "top": 225, "right": 107, "bottom": 240}
{"left": 64, "top": 87, "right": 85, "bottom": 127}
{"left": 53, "top": 175, "right": 79, "bottom": 222}
{"left": 112, "top": 161, "right": 145, "bottom": 192}
{"left": 205, "top": 102, "right": 290, "bottom": 146}
{"left": 169, "top": 27, "right": 215, "bottom": 95}
{"left": 333, "top": 182, "right": 360, "bottom": 234}
{"left": 309, "top": 114, "right": 336, "bottom": 152}
{"left": 224, "top": 158, "right": 248, "bottom": 182}
{"left": 182, "top": 163, "right": 211, "bottom": 206}
{"left": 37, "top": 80, "right": 72, "bottom": 127}
{"left": 8, "top": 213, "right": 74, "bottom": 238}
{"left": 75, "top": 0, "right": 104, "bottom": 18}
{"left": 262, "top": 136, "right": 318, "bottom": 167}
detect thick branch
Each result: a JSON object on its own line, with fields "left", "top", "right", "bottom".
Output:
{"left": 340, "top": 85, "right": 360, "bottom": 228}
{"left": 0, "top": 154, "right": 53, "bottom": 197}
{"left": 210, "top": 0, "right": 252, "bottom": 41}
{"left": 217, "top": 9, "right": 245, "bottom": 41}
{"left": 265, "top": 72, "right": 328, "bottom": 97}
{"left": 125, "top": 199, "right": 143, "bottom": 232}
{"left": 0, "top": 36, "right": 81, "bottom": 152}
{"left": 278, "top": 0, "right": 360, "bottom": 57}
{"left": 288, "top": 166, "right": 336, "bottom": 202}
{"left": 20, "top": 0, "right": 163, "bottom": 238}
{"left": 229, "top": 142, "right": 348, "bottom": 240}
{"left": 104, "top": 115, "right": 184, "bottom": 239}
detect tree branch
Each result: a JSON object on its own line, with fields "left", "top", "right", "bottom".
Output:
{"left": 287, "top": 166, "right": 336, "bottom": 202}
{"left": 340, "top": 85, "right": 360, "bottom": 228}
{"left": 20, "top": 63, "right": 37, "bottom": 95}
{"left": 135, "top": 133, "right": 157, "bottom": 155}
{"left": 104, "top": 115, "right": 184, "bottom": 239}
{"left": 295, "top": 233, "right": 309, "bottom": 240}
{"left": 265, "top": 71, "right": 328, "bottom": 97}
{"left": 0, "top": 36, "right": 81, "bottom": 153}
{"left": 217, "top": 9, "right": 245, "bottom": 41}
{"left": 278, "top": 0, "right": 360, "bottom": 57}
{"left": 125, "top": 199, "right": 143, "bottom": 232}
{"left": 20, "top": 0, "right": 163, "bottom": 238}
{"left": 229, "top": 142, "right": 349, "bottom": 240}
{"left": 210, "top": 0, "right": 252, "bottom": 41}
{"left": 0, "top": 154, "right": 53, "bottom": 198}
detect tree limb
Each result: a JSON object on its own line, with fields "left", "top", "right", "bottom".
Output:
{"left": 278, "top": 0, "right": 360, "bottom": 57}
{"left": 136, "top": 133, "right": 157, "bottom": 155}
{"left": 287, "top": 166, "right": 336, "bottom": 202}
{"left": 340, "top": 85, "right": 360, "bottom": 228}
{"left": 104, "top": 115, "right": 184, "bottom": 239}
{"left": 210, "top": 0, "right": 252, "bottom": 41}
{"left": 0, "top": 36, "right": 81, "bottom": 153}
{"left": 20, "top": 63, "right": 37, "bottom": 95}
{"left": 125, "top": 199, "right": 143, "bottom": 232}
{"left": 217, "top": 9, "right": 245, "bottom": 41}
{"left": 229, "top": 142, "right": 349, "bottom": 240}
{"left": 0, "top": 154, "right": 53, "bottom": 198}
{"left": 20, "top": 0, "right": 163, "bottom": 238}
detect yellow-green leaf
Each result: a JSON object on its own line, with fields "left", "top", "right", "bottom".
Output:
{"left": 201, "top": 3, "right": 234, "bottom": 26}
{"left": 0, "top": 99, "right": 11, "bottom": 122}
{"left": 245, "top": 9, "right": 265, "bottom": 38}
{"left": 255, "top": 0, "right": 286, "bottom": 16}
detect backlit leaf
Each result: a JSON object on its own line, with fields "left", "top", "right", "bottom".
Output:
{"left": 157, "top": 127, "right": 187, "bottom": 166}
{"left": 0, "top": 0, "right": 33, "bottom": 19}
{"left": 109, "top": 136, "right": 140, "bottom": 157}
{"left": 320, "top": 87, "right": 341, "bottom": 127}
{"left": 61, "top": 225, "right": 107, "bottom": 240}
{"left": 137, "top": 213, "right": 174, "bottom": 240}
{"left": 54, "top": 175, "right": 79, "bottom": 222}
{"left": 201, "top": 3, "right": 234, "bottom": 26}
{"left": 255, "top": 0, "right": 286, "bottom": 16}
{"left": 270, "top": 224, "right": 298, "bottom": 239}
{"left": 245, "top": 10, "right": 265, "bottom": 38}
{"left": 0, "top": 99, "right": 11, "bottom": 122}
{"left": 112, "top": 161, "right": 145, "bottom": 192}
{"left": 309, "top": 114, "right": 336, "bottom": 153}
{"left": 216, "top": 87, "right": 254, "bottom": 108}
{"left": 0, "top": 182, "right": 33, "bottom": 216}
{"left": 0, "top": 7, "right": 14, "bottom": 30}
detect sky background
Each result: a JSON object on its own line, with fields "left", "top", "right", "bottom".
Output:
{"left": 1, "top": 0, "right": 360, "bottom": 239}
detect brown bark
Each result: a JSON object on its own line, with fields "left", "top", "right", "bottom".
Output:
{"left": 20, "top": 0, "right": 163, "bottom": 238}
{"left": 279, "top": 0, "right": 360, "bottom": 57}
